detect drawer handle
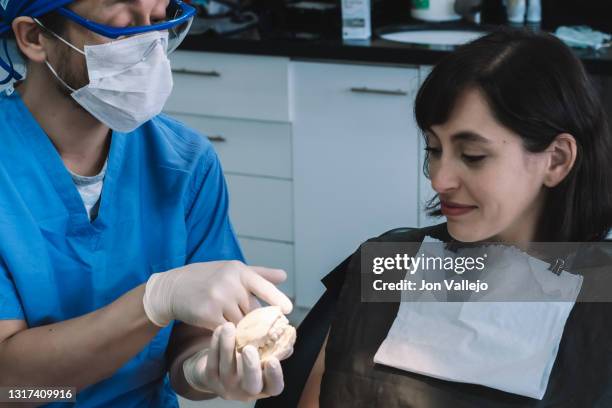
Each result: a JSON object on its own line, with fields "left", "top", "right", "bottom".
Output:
{"left": 207, "top": 135, "right": 227, "bottom": 143}
{"left": 172, "top": 68, "right": 221, "bottom": 77}
{"left": 349, "top": 87, "right": 408, "bottom": 96}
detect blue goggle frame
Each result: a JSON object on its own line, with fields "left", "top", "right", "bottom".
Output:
{"left": 56, "top": 0, "right": 196, "bottom": 39}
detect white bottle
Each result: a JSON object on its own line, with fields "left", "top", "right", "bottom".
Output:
{"left": 411, "top": 0, "right": 461, "bottom": 22}
{"left": 527, "top": 0, "right": 542, "bottom": 23}
{"left": 505, "top": 0, "right": 526, "bottom": 23}
{"left": 341, "top": 0, "right": 371, "bottom": 40}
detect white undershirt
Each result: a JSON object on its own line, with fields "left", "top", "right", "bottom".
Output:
{"left": 67, "top": 160, "right": 107, "bottom": 221}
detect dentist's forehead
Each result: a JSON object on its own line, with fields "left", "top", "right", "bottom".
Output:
{"left": 74, "top": 0, "right": 169, "bottom": 11}
{"left": 100, "top": 0, "right": 171, "bottom": 6}
{"left": 70, "top": 0, "right": 169, "bottom": 24}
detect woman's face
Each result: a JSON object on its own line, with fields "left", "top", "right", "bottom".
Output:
{"left": 426, "top": 88, "right": 550, "bottom": 244}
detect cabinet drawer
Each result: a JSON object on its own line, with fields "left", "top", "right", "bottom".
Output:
{"left": 226, "top": 175, "right": 293, "bottom": 242}
{"left": 289, "top": 61, "right": 420, "bottom": 123}
{"left": 166, "top": 51, "right": 290, "bottom": 122}
{"left": 291, "top": 61, "right": 420, "bottom": 307}
{"left": 169, "top": 114, "right": 292, "bottom": 179}
{"left": 239, "top": 237, "right": 294, "bottom": 298}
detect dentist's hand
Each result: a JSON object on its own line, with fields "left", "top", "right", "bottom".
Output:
{"left": 182, "top": 323, "right": 285, "bottom": 401}
{"left": 142, "top": 261, "right": 293, "bottom": 330}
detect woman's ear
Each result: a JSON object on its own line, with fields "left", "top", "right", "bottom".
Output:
{"left": 11, "top": 16, "right": 48, "bottom": 63}
{"left": 543, "top": 133, "right": 577, "bottom": 188}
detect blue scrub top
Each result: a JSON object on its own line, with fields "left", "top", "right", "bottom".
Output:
{"left": 0, "top": 92, "right": 244, "bottom": 407}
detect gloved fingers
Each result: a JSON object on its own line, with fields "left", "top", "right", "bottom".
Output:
{"left": 183, "top": 349, "right": 211, "bottom": 393}
{"left": 199, "top": 305, "right": 228, "bottom": 330}
{"left": 262, "top": 357, "right": 284, "bottom": 397}
{"left": 224, "top": 304, "right": 245, "bottom": 325}
{"left": 238, "top": 294, "right": 262, "bottom": 316}
{"left": 242, "top": 272, "right": 293, "bottom": 314}
{"left": 276, "top": 345, "right": 294, "bottom": 361}
{"left": 240, "top": 345, "right": 264, "bottom": 396}
{"left": 248, "top": 295, "right": 262, "bottom": 311}
{"left": 203, "top": 324, "right": 223, "bottom": 389}
{"left": 218, "top": 323, "right": 238, "bottom": 385}
{"left": 249, "top": 266, "right": 287, "bottom": 285}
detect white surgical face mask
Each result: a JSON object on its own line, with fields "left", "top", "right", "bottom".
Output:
{"left": 42, "top": 28, "right": 173, "bottom": 133}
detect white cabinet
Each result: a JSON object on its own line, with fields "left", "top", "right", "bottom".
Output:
{"left": 165, "top": 51, "right": 295, "bottom": 299}
{"left": 225, "top": 175, "right": 293, "bottom": 242}
{"left": 290, "top": 61, "right": 422, "bottom": 307}
{"left": 170, "top": 114, "right": 292, "bottom": 179}
{"left": 166, "top": 52, "right": 431, "bottom": 308}
{"left": 166, "top": 51, "right": 290, "bottom": 122}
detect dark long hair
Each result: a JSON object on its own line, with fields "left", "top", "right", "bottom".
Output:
{"left": 415, "top": 27, "right": 612, "bottom": 242}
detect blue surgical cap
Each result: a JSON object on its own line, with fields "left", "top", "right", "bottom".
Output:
{"left": 1, "top": 0, "right": 73, "bottom": 35}
{"left": 0, "top": 0, "right": 74, "bottom": 83}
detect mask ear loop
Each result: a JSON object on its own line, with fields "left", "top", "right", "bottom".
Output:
{"left": 43, "top": 59, "right": 76, "bottom": 92}
{"left": 32, "top": 17, "right": 85, "bottom": 56}
{"left": 31, "top": 17, "right": 81, "bottom": 93}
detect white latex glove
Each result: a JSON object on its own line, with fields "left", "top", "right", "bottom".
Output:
{"left": 182, "top": 322, "right": 285, "bottom": 401}
{"left": 143, "top": 261, "right": 292, "bottom": 330}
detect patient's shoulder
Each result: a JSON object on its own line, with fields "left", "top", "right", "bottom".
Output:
{"left": 370, "top": 222, "right": 450, "bottom": 243}
{"left": 322, "top": 223, "right": 449, "bottom": 297}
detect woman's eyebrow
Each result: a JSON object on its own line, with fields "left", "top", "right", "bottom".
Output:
{"left": 450, "top": 131, "right": 491, "bottom": 144}
{"left": 426, "top": 129, "right": 491, "bottom": 144}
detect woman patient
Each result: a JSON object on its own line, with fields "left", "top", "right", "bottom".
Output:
{"left": 260, "top": 27, "right": 612, "bottom": 407}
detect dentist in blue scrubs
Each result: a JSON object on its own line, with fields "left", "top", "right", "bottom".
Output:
{"left": 0, "top": 1, "right": 293, "bottom": 406}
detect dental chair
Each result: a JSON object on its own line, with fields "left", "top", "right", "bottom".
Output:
{"left": 255, "top": 287, "right": 338, "bottom": 407}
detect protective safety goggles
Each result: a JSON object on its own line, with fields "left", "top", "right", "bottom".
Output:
{"left": 55, "top": 0, "right": 196, "bottom": 53}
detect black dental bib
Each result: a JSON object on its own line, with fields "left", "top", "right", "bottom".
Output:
{"left": 319, "top": 223, "right": 612, "bottom": 408}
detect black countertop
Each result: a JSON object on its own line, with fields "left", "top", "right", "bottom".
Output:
{"left": 178, "top": 23, "right": 612, "bottom": 76}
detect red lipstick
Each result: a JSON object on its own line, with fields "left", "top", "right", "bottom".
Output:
{"left": 440, "top": 201, "right": 477, "bottom": 217}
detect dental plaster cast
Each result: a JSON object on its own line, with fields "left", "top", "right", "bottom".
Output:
{"left": 236, "top": 306, "right": 297, "bottom": 363}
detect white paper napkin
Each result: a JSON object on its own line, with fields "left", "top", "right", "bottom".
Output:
{"left": 374, "top": 236, "right": 582, "bottom": 399}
